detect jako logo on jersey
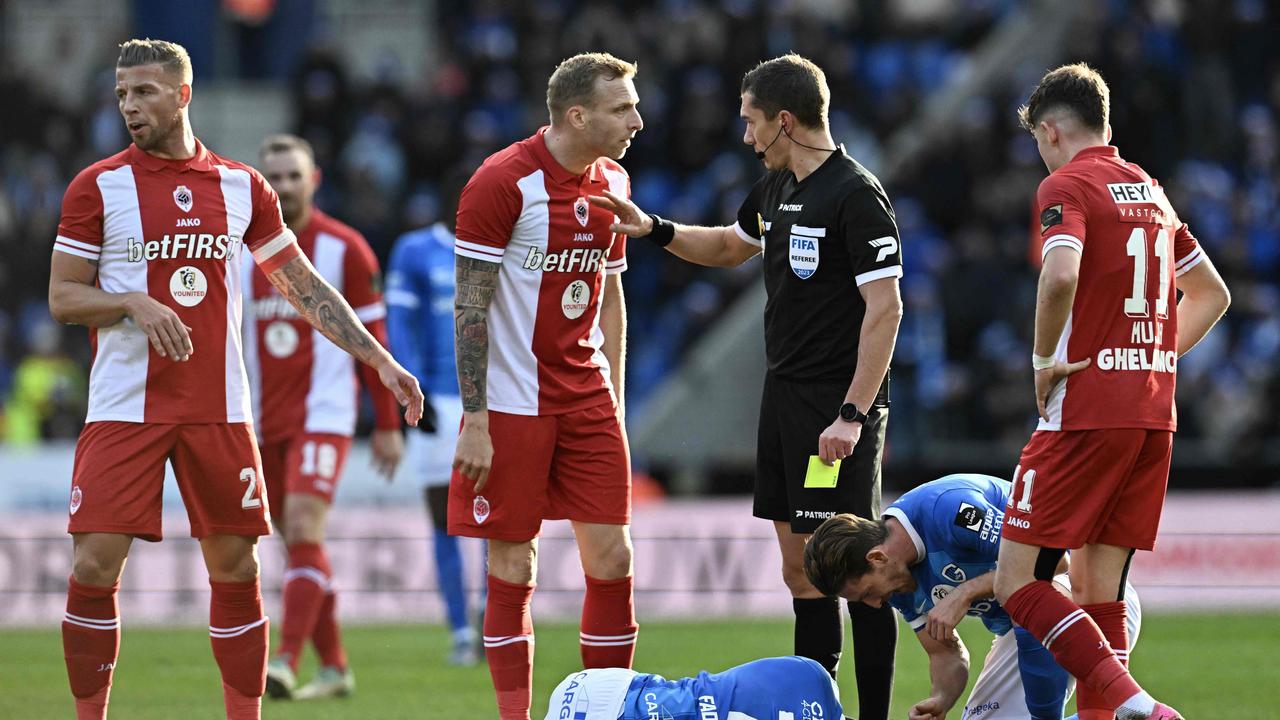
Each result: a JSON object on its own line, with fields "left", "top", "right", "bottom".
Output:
{"left": 473, "top": 495, "right": 491, "bottom": 524}
{"left": 1007, "top": 517, "right": 1030, "bottom": 529}
{"left": 789, "top": 225, "right": 824, "bottom": 279}
{"left": 522, "top": 247, "right": 607, "bottom": 273}
{"left": 574, "top": 196, "right": 590, "bottom": 227}
{"left": 177, "top": 217, "right": 201, "bottom": 227}
{"left": 697, "top": 695, "right": 718, "bottom": 720}
{"left": 127, "top": 234, "right": 243, "bottom": 262}
{"left": 561, "top": 280, "right": 591, "bottom": 320}
{"left": 174, "top": 185, "right": 193, "bottom": 212}
{"left": 170, "top": 266, "right": 208, "bottom": 307}
{"left": 69, "top": 485, "right": 82, "bottom": 515}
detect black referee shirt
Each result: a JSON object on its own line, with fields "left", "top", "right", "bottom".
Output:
{"left": 734, "top": 146, "right": 902, "bottom": 397}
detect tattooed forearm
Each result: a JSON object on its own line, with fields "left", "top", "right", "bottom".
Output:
{"left": 269, "top": 254, "right": 380, "bottom": 364}
{"left": 455, "top": 256, "right": 499, "bottom": 413}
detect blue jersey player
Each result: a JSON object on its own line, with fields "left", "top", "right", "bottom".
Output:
{"left": 544, "top": 656, "right": 842, "bottom": 720}
{"left": 804, "top": 474, "right": 1140, "bottom": 720}
{"left": 386, "top": 221, "right": 477, "bottom": 665}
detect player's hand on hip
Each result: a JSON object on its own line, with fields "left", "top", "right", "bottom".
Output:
{"left": 369, "top": 428, "right": 404, "bottom": 481}
{"left": 587, "top": 189, "right": 653, "bottom": 237}
{"left": 908, "top": 696, "right": 948, "bottom": 720}
{"left": 925, "top": 589, "right": 968, "bottom": 643}
{"left": 453, "top": 416, "right": 493, "bottom": 492}
{"left": 377, "top": 357, "right": 425, "bottom": 426}
{"left": 817, "top": 418, "right": 861, "bottom": 465}
{"left": 123, "top": 292, "right": 193, "bottom": 361}
{"left": 1034, "top": 358, "right": 1092, "bottom": 421}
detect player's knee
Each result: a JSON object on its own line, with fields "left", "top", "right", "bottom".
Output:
{"left": 203, "top": 537, "right": 261, "bottom": 583}
{"left": 780, "top": 561, "right": 817, "bottom": 597}
{"left": 282, "top": 495, "right": 326, "bottom": 544}
{"left": 488, "top": 540, "right": 537, "bottom": 584}
{"left": 992, "top": 567, "right": 1022, "bottom": 605}
{"left": 71, "top": 551, "right": 125, "bottom": 587}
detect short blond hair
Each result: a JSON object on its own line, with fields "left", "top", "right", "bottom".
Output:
{"left": 117, "top": 38, "right": 193, "bottom": 85}
{"left": 546, "top": 52, "right": 637, "bottom": 122}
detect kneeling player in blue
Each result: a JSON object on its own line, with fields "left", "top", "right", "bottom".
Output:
{"left": 804, "top": 474, "right": 1140, "bottom": 720}
{"left": 544, "top": 656, "right": 842, "bottom": 720}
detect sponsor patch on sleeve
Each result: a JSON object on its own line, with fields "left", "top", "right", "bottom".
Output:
{"left": 1039, "top": 204, "right": 1064, "bottom": 234}
{"left": 954, "top": 502, "right": 985, "bottom": 532}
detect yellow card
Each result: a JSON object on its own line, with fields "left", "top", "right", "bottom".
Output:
{"left": 804, "top": 456, "right": 841, "bottom": 488}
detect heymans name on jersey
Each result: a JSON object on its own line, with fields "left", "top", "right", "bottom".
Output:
{"left": 127, "top": 234, "right": 243, "bottom": 262}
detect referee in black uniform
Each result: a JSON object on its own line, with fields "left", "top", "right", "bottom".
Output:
{"left": 591, "top": 54, "right": 902, "bottom": 720}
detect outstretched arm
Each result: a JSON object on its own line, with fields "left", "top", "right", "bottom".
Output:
{"left": 910, "top": 629, "right": 970, "bottom": 720}
{"left": 589, "top": 189, "right": 760, "bottom": 268}
{"left": 266, "top": 253, "right": 423, "bottom": 425}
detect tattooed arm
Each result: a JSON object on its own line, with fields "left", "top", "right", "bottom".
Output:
{"left": 451, "top": 255, "right": 500, "bottom": 490}
{"left": 267, "top": 253, "right": 424, "bottom": 425}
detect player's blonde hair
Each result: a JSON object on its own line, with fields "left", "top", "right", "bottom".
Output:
{"left": 803, "top": 513, "right": 889, "bottom": 597}
{"left": 546, "top": 52, "right": 637, "bottom": 123}
{"left": 1018, "top": 63, "right": 1110, "bottom": 134}
{"left": 117, "top": 38, "right": 193, "bottom": 85}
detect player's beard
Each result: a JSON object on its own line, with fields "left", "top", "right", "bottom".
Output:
{"left": 134, "top": 107, "right": 182, "bottom": 152}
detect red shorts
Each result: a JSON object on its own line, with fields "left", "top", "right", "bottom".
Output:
{"left": 447, "top": 402, "right": 631, "bottom": 542}
{"left": 68, "top": 422, "right": 270, "bottom": 542}
{"left": 1002, "top": 428, "right": 1173, "bottom": 551}
{"left": 259, "top": 433, "right": 352, "bottom": 519}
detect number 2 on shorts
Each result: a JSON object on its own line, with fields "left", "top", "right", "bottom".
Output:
{"left": 240, "top": 467, "right": 262, "bottom": 509}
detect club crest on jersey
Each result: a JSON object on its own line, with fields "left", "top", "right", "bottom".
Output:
{"left": 789, "top": 225, "right": 825, "bottom": 279}
{"left": 574, "top": 196, "right": 590, "bottom": 227}
{"left": 473, "top": 495, "right": 491, "bottom": 524}
{"left": 174, "top": 185, "right": 194, "bottom": 213}
{"left": 69, "top": 485, "right": 82, "bottom": 515}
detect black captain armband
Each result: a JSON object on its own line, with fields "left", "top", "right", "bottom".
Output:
{"left": 642, "top": 214, "right": 675, "bottom": 248}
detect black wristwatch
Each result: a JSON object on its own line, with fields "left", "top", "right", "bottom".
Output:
{"left": 838, "top": 402, "right": 868, "bottom": 424}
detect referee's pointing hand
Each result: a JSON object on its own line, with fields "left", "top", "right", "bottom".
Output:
{"left": 588, "top": 190, "right": 653, "bottom": 237}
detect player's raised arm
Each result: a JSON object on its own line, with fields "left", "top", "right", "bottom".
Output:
{"left": 451, "top": 254, "right": 498, "bottom": 489}
{"left": 588, "top": 189, "right": 760, "bottom": 268}
{"left": 266, "top": 252, "right": 423, "bottom": 426}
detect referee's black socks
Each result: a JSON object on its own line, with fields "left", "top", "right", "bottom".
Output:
{"left": 792, "top": 597, "right": 843, "bottom": 678}
{"left": 848, "top": 601, "right": 897, "bottom": 720}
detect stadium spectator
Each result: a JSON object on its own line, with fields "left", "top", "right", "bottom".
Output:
{"left": 386, "top": 215, "right": 481, "bottom": 666}
{"left": 241, "top": 133, "right": 405, "bottom": 700}
{"left": 592, "top": 53, "right": 901, "bottom": 718}
{"left": 992, "top": 64, "right": 1230, "bottom": 720}
{"left": 448, "top": 52, "right": 640, "bottom": 720}
{"left": 543, "top": 656, "right": 842, "bottom": 720}
{"left": 47, "top": 39, "right": 421, "bottom": 720}
{"left": 1, "top": 320, "right": 85, "bottom": 444}
{"left": 805, "top": 473, "right": 1142, "bottom": 720}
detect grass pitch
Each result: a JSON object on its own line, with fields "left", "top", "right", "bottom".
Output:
{"left": 1, "top": 613, "right": 1275, "bottom": 719}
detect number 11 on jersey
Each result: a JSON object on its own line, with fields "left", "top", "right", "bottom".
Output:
{"left": 1124, "top": 227, "right": 1170, "bottom": 319}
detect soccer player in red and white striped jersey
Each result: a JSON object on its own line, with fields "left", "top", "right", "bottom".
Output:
{"left": 992, "top": 64, "right": 1230, "bottom": 720}
{"left": 450, "top": 53, "right": 641, "bottom": 720}
{"left": 47, "top": 39, "right": 422, "bottom": 720}
{"left": 241, "top": 134, "right": 404, "bottom": 700}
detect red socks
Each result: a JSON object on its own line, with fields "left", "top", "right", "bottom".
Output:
{"left": 63, "top": 576, "right": 120, "bottom": 720}
{"left": 484, "top": 575, "right": 535, "bottom": 720}
{"left": 277, "top": 542, "right": 331, "bottom": 670}
{"left": 209, "top": 579, "right": 268, "bottom": 720}
{"left": 1076, "top": 601, "right": 1131, "bottom": 718}
{"left": 580, "top": 575, "right": 638, "bottom": 669}
{"left": 1004, "top": 581, "right": 1141, "bottom": 709}
{"left": 311, "top": 590, "right": 348, "bottom": 670}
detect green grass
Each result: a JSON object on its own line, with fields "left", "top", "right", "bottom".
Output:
{"left": 2, "top": 613, "right": 1276, "bottom": 719}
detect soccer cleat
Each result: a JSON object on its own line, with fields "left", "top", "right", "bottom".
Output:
{"left": 293, "top": 665, "right": 355, "bottom": 700}
{"left": 1117, "top": 702, "right": 1182, "bottom": 720}
{"left": 265, "top": 656, "right": 296, "bottom": 700}
{"left": 448, "top": 639, "right": 481, "bottom": 666}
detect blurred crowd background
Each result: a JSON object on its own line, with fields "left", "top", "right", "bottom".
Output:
{"left": 1, "top": 0, "right": 1276, "bottom": 486}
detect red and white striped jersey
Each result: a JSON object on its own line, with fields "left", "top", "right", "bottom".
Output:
{"left": 454, "top": 128, "right": 628, "bottom": 416}
{"left": 241, "top": 209, "right": 389, "bottom": 442}
{"left": 54, "top": 141, "right": 300, "bottom": 424}
{"left": 1034, "top": 145, "right": 1205, "bottom": 432}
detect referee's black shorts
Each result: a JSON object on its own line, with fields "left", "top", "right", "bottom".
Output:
{"left": 754, "top": 371, "right": 888, "bottom": 534}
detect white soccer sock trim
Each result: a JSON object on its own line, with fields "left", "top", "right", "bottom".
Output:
{"left": 63, "top": 613, "right": 120, "bottom": 630}
{"left": 579, "top": 631, "right": 638, "bottom": 642}
{"left": 1042, "top": 608, "right": 1087, "bottom": 649}
{"left": 580, "top": 638, "right": 638, "bottom": 647}
{"left": 483, "top": 634, "right": 533, "bottom": 648}
{"left": 283, "top": 566, "right": 331, "bottom": 590}
{"left": 209, "top": 617, "right": 268, "bottom": 638}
